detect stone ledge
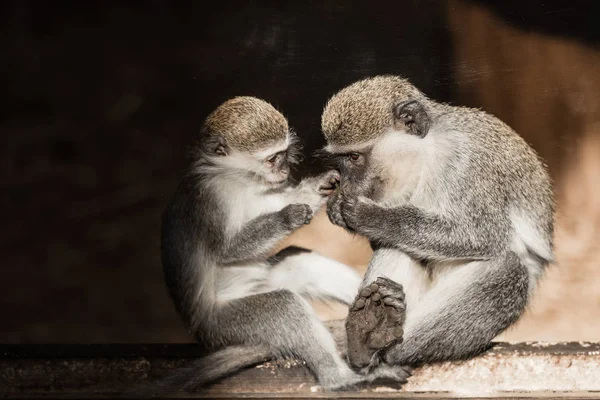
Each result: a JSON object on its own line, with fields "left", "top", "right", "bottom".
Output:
{"left": 2, "top": 341, "right": 600, "bottom": 399}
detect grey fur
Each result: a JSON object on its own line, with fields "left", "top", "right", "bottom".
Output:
{"left": 384, "top": 251, "right": 528, "bottom": 365}
{"left": 154, "top": 97, "right": 407, "bottom": 394}
{"left": 142, "top": 345, "right": 271, "bottom": 397}
{"left": 321, "top": 76, "right": 554, "bottom": 370}
{"left": 219, "top": 203, "right": 313, "bottom": 265}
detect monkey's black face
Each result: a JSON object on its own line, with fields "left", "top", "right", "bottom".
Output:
{"left": 263, "top": 150, "right": 291, "bottom": 184}
{"left": 320, "top": 148, "right": 379, "bottom": 199}
{"left": 259, "top": 139, "right": 302, "bottom": 186}
{"left": 204, "top": 133, "right": 303, "bottom": 187}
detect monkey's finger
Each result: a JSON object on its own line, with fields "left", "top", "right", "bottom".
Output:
{"left": 399, "top": 365, "right": 414, "bottom": 376}
{"left": 370, "top": 364, "right": 409, "bottom": 387}
{"left": 393, "top": 327, "right": 404, "bottom": 339}
{"left": 383, "top": 297, "right": 405, "bottom": 309}
{"left": 352, "top": 298, "right": 366, "bottom": 310}
{"left": 342, "top": 198, "right": 356, "bottom": 210}
{"left": 360, "top": 288, "right": 372, "bottom": 297}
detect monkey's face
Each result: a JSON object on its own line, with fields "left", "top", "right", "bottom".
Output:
{"left": 258, "top": 147, "right": 292, "bottom": 185}
{"left": 319, "top": 98, "right": 432, "bottom": 201}
{"left": 320, "top": 76, "right": 434, "bottom": 200}
{"left": 321, "top": 119, "right": 431, "bottom": 201}
{"left": 208, "top": 132, "right": 302, "bottom": 187}
{"left": 319, "top": 145, "right": 381, "bottom": 199}
{"left": 252, "top": 132, "right": 303, "bottom": 186}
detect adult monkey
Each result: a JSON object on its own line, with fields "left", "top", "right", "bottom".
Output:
{"left": 319, "top": 75, "right": 554, "bottom": 372}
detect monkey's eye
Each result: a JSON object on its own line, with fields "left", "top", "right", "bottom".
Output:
{"left": 349, "top": 153, "right": 360, "bottom": 161}
{"left": 266, "top": 154, "right": 277, "bottom": 165}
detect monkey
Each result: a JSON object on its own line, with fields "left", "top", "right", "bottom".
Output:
{"left": 151, "top": 96, "right": 411, "bottom": 394}
{"left": 318, "top": 75, "right": 554, "bottom": 372}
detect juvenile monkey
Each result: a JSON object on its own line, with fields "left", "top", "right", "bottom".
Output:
{"left": 156, "top": 96, "right": 408, "bottom": 393}
{"left": 320, "top": 76, "right": 554, "bottom": 371}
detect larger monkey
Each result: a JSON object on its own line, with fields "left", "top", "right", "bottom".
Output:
{"left": 320, "top": 76, "right": 554, "bottom": 370}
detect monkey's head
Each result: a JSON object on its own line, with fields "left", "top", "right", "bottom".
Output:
{"left": 320, "top": 75, "right": 433, "bottom": 198}
{"left": 198, "top": 96, "right": 302, "bottom": 186}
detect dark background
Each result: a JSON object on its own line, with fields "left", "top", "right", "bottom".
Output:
{"left": 1, "top": 0, "right": 598, "bottom": 343}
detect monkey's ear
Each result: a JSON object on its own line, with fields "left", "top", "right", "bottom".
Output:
{"left": 393, "top": 100, "right": 430, "bottom": 138}
{"left": 214, "top": 136, "right": 229, "bottom": 156}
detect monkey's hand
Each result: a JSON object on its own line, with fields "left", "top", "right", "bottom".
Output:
{"left": 290, "top": 171, "right": 339, "bottom": 213}
{"left": 340, "top": 195, "right": 379, "bottom": 237}
{"left": 280, "top": 203, "right": 313, "bottom": 230}
{"left": 326, "top": 188, "right": 349, "bottom": 230}
{"left": 317, "top": 170, "right": 341, "bottom": 197}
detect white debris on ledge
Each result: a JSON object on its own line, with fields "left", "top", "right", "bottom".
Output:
{"left": 403, "top": 344, "right": 600, "bottom": 395}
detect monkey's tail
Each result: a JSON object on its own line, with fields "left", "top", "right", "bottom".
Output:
{"left": 130, "top": 344, "right": 272, "bottom": 398}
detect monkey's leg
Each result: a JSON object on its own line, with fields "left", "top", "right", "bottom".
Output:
{"left": 216, "top": 290, "right": 409, "bottom": 390}
{"left": 267, "top": 251, "right": 362, "bottom": 305}
{"left": 342, "top": 250, "right": 428, "bottom": 370}
{"left": 345, "top": 277, "right": 406, "bottom": 369}
{"left": 382, "top": 251, "right": 529, "bottom": 366}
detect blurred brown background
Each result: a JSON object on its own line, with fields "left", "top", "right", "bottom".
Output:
{"left": 1, "top": 0, "right": 598, "bottom": 343}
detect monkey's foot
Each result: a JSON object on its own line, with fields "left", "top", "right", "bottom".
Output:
{"left": 322, "top": 364, "right": 412, "bottom": 391}
{"left": 345, "top": 277, "right": 406, "bottom": 369}
{"left": 367, "top": 363, "right": 413, "bottom": 388}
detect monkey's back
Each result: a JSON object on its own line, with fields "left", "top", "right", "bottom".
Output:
{"left": 161, "top": 171, "right": 226, "bottom": 336}
{"left": 443, "top": 105, "right": 554, "bottom": 259}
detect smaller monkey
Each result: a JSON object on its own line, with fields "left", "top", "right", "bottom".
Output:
{"left": 150, "top": 96, "right": 409, "bottom": 394}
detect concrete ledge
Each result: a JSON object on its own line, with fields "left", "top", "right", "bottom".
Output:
{"left": 2, "top": 341, "right": 600, "bottom": 398}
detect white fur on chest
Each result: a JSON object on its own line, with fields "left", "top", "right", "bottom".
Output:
{"left": 213, "top": 179, "right": 286, "bottom": 237}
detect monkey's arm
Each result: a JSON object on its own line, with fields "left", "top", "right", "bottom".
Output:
{"left": 285, "top": 170, "right": 340, "bottom": 213}
{"left": 219, "top": 204, "right": 312, "bottom": 265}
{"left": 341, "top": 197, "right": 503, "bottom": 261}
